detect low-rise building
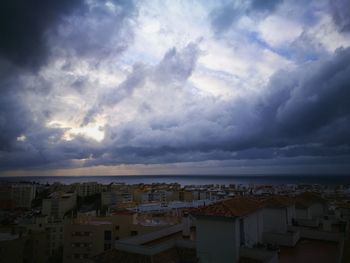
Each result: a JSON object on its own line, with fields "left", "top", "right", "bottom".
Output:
{"left": 261, "top": 196, "right": 299, "bottom": 247}
{"left": 191, "top": 197, "right": 274, "bottom": 263}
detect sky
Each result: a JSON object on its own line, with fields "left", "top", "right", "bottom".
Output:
{"left": 0, "top": 0, "right": 350, "bottom": 176}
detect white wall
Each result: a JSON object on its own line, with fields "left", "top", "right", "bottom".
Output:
{"left": 296, "top": 207, "right": 310, "bottom": 219}
{"left": 310, "top": 203, "right": 324, "bottom": 219}
{"left": 286, "top": 206, "right": 295, "bottom": 225}
{"left": 263, "top": 208, "right": 287, "bottom": 233}
{"left": 196, "top": 217, "right": 240, "bottom": 263}
{"left": 243, "top": 210, "right": 263, "bottom": 246}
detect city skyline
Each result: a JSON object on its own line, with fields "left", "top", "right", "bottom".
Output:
{"left": 1, "top": 0, "right": 350, "bottom": 176}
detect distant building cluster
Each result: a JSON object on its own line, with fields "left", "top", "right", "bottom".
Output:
{"left": 0, "top": 180, "right": 350, "bottom": 263}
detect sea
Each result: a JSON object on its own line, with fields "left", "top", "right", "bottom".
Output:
{"left": 0, "top": 175, "right": 349, "bottom": 186}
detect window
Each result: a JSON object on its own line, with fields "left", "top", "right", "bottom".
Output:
{"left": 115, "top": 225, "right": 120, "bottom": 230}
{"left": 130, "top": 230, "right": 138, "bottom": 236}
{"left": 104, "top": 230, "right": 112, "bottom": 241}
{"left": 72, "top": 231, "right": 91, "bottom": 237}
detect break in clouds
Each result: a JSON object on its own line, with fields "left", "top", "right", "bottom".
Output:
{"left": 0, "top": 0, "right": 350, "bottom": 174}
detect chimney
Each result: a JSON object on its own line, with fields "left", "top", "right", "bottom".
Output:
{"left": 182, "top": 211, "right": 190, "bottom": 239}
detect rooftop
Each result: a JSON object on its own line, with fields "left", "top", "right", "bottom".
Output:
{"left": 262, "top": 196, "right": 294, "bottom": 209}
{"left": 279, "top": 239, "right": 338, "bottom": 263}
{"left": 191, "top": 197, "right": 263, "bottom": 218}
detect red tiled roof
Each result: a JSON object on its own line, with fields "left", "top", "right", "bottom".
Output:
{"left": 191, "top": 197, "right": 263, "bottom": 218}
{"left": 262, "top": 196, "right": 294, "bottom": 208}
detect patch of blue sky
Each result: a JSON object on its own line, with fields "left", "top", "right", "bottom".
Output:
{"left": 246, "top": 31, "right": 319, "bottom": 62}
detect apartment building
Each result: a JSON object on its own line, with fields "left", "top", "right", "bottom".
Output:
{"left": 42, "top": 192, "right": 77, "bottom": 219}
{"left": 101, "top": 190, "right": 133, "bottom": 207}
{"left": 77, "top": 182, "right": 101, "bottom": 197}
{"left": 63, "top": 220, "right": 113, "bottom": 263}
{"left": 11, "top": 184, "right": 36, "bottom": 208}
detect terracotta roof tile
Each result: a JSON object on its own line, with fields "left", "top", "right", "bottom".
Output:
{"left": 191, "top": 197, "right": 263, "bottom": 218}
{"left": 262, "top": 196, "right": 294, "bottom": 208}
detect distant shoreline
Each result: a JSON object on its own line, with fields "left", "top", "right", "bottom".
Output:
{"left": 0, "top": 174, "right": 349, "bottom": 186}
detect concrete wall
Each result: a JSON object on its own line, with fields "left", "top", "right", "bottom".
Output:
{"left": 196, "top": 217, "right": 240, "bottom": 263}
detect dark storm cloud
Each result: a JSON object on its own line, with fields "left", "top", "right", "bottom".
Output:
{"left": 1, "top": 1, "right": 350, "bottom": 173}
{"left": 0, "top": 73, "right": 32, "bottom": 150}
{"left": 0, "top": 0, "right": 86, "bottom": 70}
{"left": 49, "top": 0, "right": 137, "bottom": 61}
{"left": 0, "top": 0, "right": 138, "bottom": 170}
{"left": 330, "top": 0, "right": 350, "bottom": 32}
{"left": 86, "top": 46, "right": 350, "bottom": 168}
{"left": 258, "top": 47, "right": 350, "bottom": 140}
{"left": 0, "top": 0, "right": 88, "bottom": 150}
{"left": 2, "top": 44, "right": 350, "bottom": 171}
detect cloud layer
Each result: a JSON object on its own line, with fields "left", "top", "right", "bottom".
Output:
{"left": 0, "top": 0, "right": 350, "bottom": 175}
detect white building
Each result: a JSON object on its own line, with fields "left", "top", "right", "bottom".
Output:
{"left": 261, "top": 196, "right": 299, "bottom": 247}
{"left": 192, "top": 197, "right": 276, "bottom": 263}
{"left": 295, "top": 192, "right": 327, "bottom": 227}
